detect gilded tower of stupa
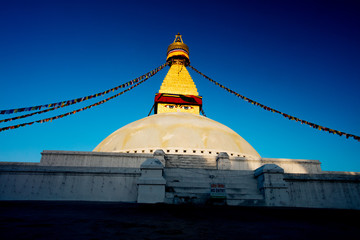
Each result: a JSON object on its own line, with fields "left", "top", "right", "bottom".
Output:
{"left": 154, "top": 33, "right": 202, "bottom": 115}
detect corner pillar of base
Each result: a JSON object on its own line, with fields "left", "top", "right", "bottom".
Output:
{"left": 153, "top": 149, "right": 167, "bottom": 167}
{"left": 137, "top": 158, "right": 166, "bottom": 204}
{"left": 216, "top": 152, "right": 231, "bottom": 170}
{"left": 254, "top": 164, "right": 290, "bottom": 207}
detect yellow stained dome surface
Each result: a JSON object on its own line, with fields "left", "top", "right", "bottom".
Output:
{"left": 93, "top": 112, "right": 261, "bottom": 159}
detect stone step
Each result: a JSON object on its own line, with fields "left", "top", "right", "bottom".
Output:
{"left": 167, "top": 187, "right": 211, "bottom": 194}
{"left": 167, "top": 165, "right": 217, "bottom": 169}
{"left": 166, "top": 182, "right": 210, "bottom": 189}
{"left": 166, "top": 168, "right": 217, "bottom": 171}
{"left": 165, "top": 177, "right": 258, "bottom": 185}
{"left": 227, "top": 199, "right": 265, "bottom": 206}
{"left": 166, "top": 163, "right": 217, "bottom": 167}
{"left": 167, "top": 164, "right": 216, "bottom": 168}
{"left": 166, "top": 161, "right": 216, "bottom": 165}
{"left": 165, "top": 192, "right": 210, "bottom": 204}
{"left": 167, "top": 191, "right": 263, "bottom": 200}
{"left": 166, "top": 182, "right": 259, "bottom": 188}
{"left": 163, "top": 166, "right": 265, "bottom": 206}
{"left": 166, "top": 180, "right": 262, "bottom": 195}
{"left": 168, "top": 157, "right": 214, "bottom": 159}
{"left": 225, "top": 188, "right": 262, "bottom": 195}
{"left": 166, "top": 190, "right": 263, "bottom": 200}
{"left": 166, "top": 160, "right": 217, "bottom": 167}
{"left": 164, "top": 168, "right": 254, "bottom": 176}
{"left": 166, "top": 158, "right": 215, "bottom": 162}
{"left": 165, "top": 192, "right": 209, "bottom": 199}
{"left": 166, "top": 157, "right": 215, "bottom": 161}
{"left": 166, "top": 181, "right": 259, "bottom": 191}
{"left": 167, "top": 163, "right": 212, "bottom": 166}
{"left": 226, "top": 193, "right": 264, "bottom": 200}
{"left": 166, "top": 186, "right": 261, "bottom": 197}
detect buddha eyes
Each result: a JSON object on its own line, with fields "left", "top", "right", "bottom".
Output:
{"left": 165, "top": 105, "right": 176, "bottom": 109}
{"left": 164, "top": 105, "right": 193, "bottom": 110}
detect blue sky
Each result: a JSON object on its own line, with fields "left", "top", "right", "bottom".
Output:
{"left": 0, "top": 0, "right": 359, "bottom": 172}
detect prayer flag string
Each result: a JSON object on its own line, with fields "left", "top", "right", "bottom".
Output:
{"left": 0, "top": 63, "right": 168, "bottom": 115}
{"left": 189, "top": 65, "right": 360, "bottom": 142}
{"left": 0, "top": 63, "right": 167, "bottom": 132}
{"left": 200, "top": 108, "right": 207, "bottom": 117}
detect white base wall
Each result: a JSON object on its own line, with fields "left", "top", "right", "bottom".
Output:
{"left": 0, "top": 165, "right": 140, "bottom": 202}
{"left": 285, "top": 173, "right": 360, "bottom": 209}
{"left": 0, "top": 150, "right": 359, "bottom": 209}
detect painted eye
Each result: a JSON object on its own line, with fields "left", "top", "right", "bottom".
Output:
{"left": 165, "top": 105, "right": 176, "bottom": 109}
{"left": 181, "top": 106, "right": 193, "bottom": 110}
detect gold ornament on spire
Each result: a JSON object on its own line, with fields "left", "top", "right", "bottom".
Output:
{"left": 166, "top": 33, "right": 190, "bottom": 66}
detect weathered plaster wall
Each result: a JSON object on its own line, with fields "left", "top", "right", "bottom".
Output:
{"left": 285, "top": 172, "right": 360, "bottom": 209}
{"left": 0, "top": 165, "right": 140, "bottom": 202}
{"left": 1, "top": 151, "right": 359, "bottom": 210}
{"left": 41, "top": 150, "right": 152, "bottom": 168}
{"left": 254, "top": 164, "right": 360, "bottom": 209}
{"left": 231, "top": 157, "right": 321, "bottom": 173}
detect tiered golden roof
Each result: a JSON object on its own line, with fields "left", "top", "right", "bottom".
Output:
{"left": 159, "top": 60, "right": 198, "bottom": 96}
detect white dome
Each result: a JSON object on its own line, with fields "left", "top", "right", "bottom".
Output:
{"left": 93, "top": 112, "right": 260, "bottom": 159}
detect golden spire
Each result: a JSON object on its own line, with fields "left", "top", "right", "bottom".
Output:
{"left": 154, "top": 34, "right": 202, "bottom": 115}
{"left": 159, "top": 63, "right": 198, "bottom": 96}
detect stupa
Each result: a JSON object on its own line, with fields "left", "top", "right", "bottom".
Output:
{"left": 0, "top": 34, "right": 359, "bottom": 209}
{"left": 93, "top": 33, "right": 261, "bottom": 160}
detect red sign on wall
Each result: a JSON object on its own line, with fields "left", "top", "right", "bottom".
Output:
{"left": 210, "top": 183, "right": 226, "bottom": 198}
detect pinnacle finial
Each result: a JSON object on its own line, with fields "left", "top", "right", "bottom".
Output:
{"left": 174, "top": 33, "right": 183, "bottom": 43}
{"left": 167, "top": 33, "right": 190, "bottom": 65}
